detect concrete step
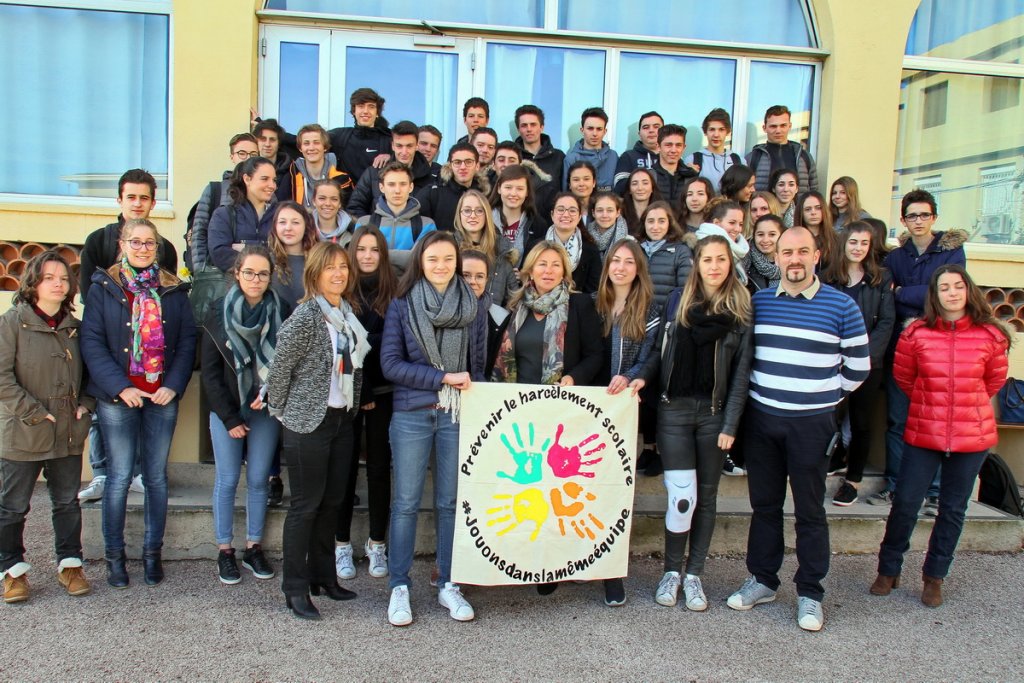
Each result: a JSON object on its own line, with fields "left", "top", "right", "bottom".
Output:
{"left": 80, "top": 463, "right": 1024, "bottom": 560}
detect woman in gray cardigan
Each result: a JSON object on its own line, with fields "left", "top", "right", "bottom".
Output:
{"left": 267, "top": 241, "right": 369, "bottom": 621}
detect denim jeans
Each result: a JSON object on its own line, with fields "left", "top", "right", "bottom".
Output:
{"left": 280, "top": 408, "right": 354, "bottom": 597}
{"left": 0, "top": 456, "right": 83, "bottom": 571}
{"left": 97, "top": 398, "right": 179, "bottom": 555}
{"left": 885, "top": 375, "right": 939, "bottom": 496}
{"left": 210, "top": 410, "right": 280, "bottom": 545}
{"left": 388, "top": 408, "right": 460, "bottom": 591}
{"left": 877, "top": 445, "right": 987, "bottom": 579}
{"left": 88, "top": 412, "right": 142, "bottom": 480}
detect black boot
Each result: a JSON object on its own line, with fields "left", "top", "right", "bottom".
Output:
{"left": 106, "top": 551, "right": 129, "bottom": 589}
{"left": 310, "top": 581, "right": 357, "bottom": 601}
{"left": 143, "top": 550, "right": 164, "bottom": 586}
{"left": 286, "top": 593, "right": 321, "bottom": 620}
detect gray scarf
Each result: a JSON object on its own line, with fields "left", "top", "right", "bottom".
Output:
{"left": 315, "top": 295, "right": 370, "bottom": 409}
{"left": 587, "top": 216, "right": 629, "bottom": 259}
{"left": 407, "top": 277, "right": 479, "bottom": 421}
{"left": 223, "top": 285, "right": 283, "bottom": 418}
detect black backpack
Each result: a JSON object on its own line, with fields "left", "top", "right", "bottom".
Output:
{"left": 368, "top": 212, "right": 425, "bottom": 242}
{"left": 184, "top": 181, "right": 222, "bottom": 270}
{"left": 978, "top": 452, "right": 1024, "bottom": 517}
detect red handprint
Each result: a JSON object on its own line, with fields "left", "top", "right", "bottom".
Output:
{"left": 546, "top": 424, "right": 606, "bottom": 478}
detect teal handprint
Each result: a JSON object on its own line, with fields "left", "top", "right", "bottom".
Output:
{"left": 497, "top": 422, "right": 550, "bottom": 485}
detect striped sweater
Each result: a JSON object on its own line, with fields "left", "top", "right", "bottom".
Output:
{"left": 748, "top": 281, "right": 869, "bottom": 416}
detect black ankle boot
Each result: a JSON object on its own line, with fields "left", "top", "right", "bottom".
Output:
{"left": 286, "top": 593, "right": 321, "bottom": 620}
{"left": 310, "top": 582, "right": 357, "bottom": 601}
{"left": 106, "top": 552, "right": 129, "bottom": 589}
{"left": 143, "top": 550, "right": 163, "bottom": 586}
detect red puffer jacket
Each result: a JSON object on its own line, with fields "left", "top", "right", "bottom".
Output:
{"left": 893, "top": 317, "right": 1009, "bottom": 453}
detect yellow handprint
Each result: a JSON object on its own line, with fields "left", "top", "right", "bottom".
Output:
{"left": 486, "top": 489, "right": 549, "bottom": 542}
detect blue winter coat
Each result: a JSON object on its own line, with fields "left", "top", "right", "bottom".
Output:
{"left": 563, "top": 140, "right": 619, "bottom": 191}
{"left": 81, "top": 265, "right": 197, "bottom": 403}
{"left": 883, "top": 229, "right": 967, "bottom": 321}
{"left": 208, "top": 199, "right": 277, "bottom": 272}
{"left": 380, "top": 293, "right": 489, "bottom": 412}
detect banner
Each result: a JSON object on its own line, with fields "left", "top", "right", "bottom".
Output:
{"left": 452, "top": 383, "right": 638, "bottom": 585}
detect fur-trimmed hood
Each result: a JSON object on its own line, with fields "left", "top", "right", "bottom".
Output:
{"left": 896, "top": 228, "right": 968, "bottom": 252}
{"left": 439, "top": 163, "right": 492, "bottom": 196}
{"left": 519, "top": 159, "right": 552, "bottom": 185}
{"left": 101, "top": 263, "right": 186, "bottom": 292}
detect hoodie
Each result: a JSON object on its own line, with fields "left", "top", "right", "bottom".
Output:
{"left": 563, "top": 140, "right": 619, "bottom": 191}
{"left": 354, "top": 195, "right": 436, "bottom": 251}
{"left": 282, "top": 152, "right": 353, "bottom": 208}
{"left": 613, "top": 140, "right": 659, "bottom": 195}
{"left": 346, "top": 151, "right": 435, "bottom": 218}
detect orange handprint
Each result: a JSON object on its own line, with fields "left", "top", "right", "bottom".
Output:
{"left": 549, "top": 482, "right": 606, "bottom": 541}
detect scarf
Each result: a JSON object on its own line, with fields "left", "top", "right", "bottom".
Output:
{"left": 314, "top": 210, "right": 354, "bottom": 242}
{"left": 407, "top": 277, "right": 479, "bottom": 421}
{"left": 316, "top": 295, "right": 370, "bottom": 409}
{"left": 586, "top": 216, "right": 629, "bottom": 258}
{"left": 641, "top": 238, "right": 665, "bottom": 258}
{"left": 695, "top": 223, "right": 750, "bottom": 284}
{"left": 493, "top": 281, "right": 570, "bottom": 385}
{"left": 668, "top": 305, "right": 734, "bottom": 398}
{"left": 119, "top": 257, "right": 165, "bottom": 382}
{"left": 223, "top": 285, "right": 283, "bottom": 417}
{"left": 749, "top": 246, "right": 781, "bottom": 288}
{"left": 546, "top": 225, "right": 583, "bottom": 271}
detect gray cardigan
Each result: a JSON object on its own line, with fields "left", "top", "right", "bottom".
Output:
{"left": 266, "top": 299, "right": 363, "bottom": 433}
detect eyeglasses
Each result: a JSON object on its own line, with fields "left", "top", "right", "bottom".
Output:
{"left": 903, "top": 212, "right": 934, "bottom": 223}
{"left": 240, "top": 270, "right": 271, "bottom": 282}
{"left": 233, "top": 150, "right": 259, "bottom": 159}
{"left": 462, "top": 272, "right": 488, "bottom": 282}
{"left": 553, "top": 207, "right": 580, "bottom": 215}
{"left": 450, "top": 158, "right": 476, "bottom": 167}
{"left": 124, "top": 239, "right": 158, "bottom": 251}
{"left": 460, "top": 207, "right": 486, "bottom": 217}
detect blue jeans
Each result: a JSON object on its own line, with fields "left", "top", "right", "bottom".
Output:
{"left": 877, "top": 445, "right": 987, "bottom": 579}
{"left": 97, "top": 398, "right": 178, "bottom": 555}
{"left": 885, "top": 375, "right": 939, "bottom": 496}
{"left": 388, "top": 408, "right": 460, "bottom": 591}
{"left": 210, "top": 410, "right": 280, "bottom": 545}
{"left": 88, "top": 412, "right": 142, "bottom": 480}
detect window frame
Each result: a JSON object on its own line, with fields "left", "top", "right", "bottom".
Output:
{"left": 0, "top": 0, "right": 174, "bottom": 210}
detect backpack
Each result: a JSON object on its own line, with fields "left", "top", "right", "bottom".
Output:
{"left": 977, "top": 452, "right": 1024, "bottom": 517}
{"left": 368, "top": 212, "right": 425, "bottom": 242}
{"left": 184, "top": 181, "right": 222, "bottom": 269}
{"left": 692, "top": 151, "right": 743, "bottom": 172}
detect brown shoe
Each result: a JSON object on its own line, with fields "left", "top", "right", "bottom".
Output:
{"left": 3, "top": 574, "right": 29, "bottom": 603}
{"left": 869, "top": 573, "right": 901, "bottom": 596}
{"left": 58, "top": 566, "right": 92, "bottom": 597}
{"left": 921, "top": 575, "right": 943, "bottom": 607}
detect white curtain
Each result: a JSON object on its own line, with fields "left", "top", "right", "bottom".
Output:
{"left": 485, "top": 45, "right": 538, "bottom": 140}
{"left": 423, "top": 53, "right": 457, "bottom": 142}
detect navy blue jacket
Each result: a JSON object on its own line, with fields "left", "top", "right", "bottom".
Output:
{"left": 380, "top": 293, "right": 489, "bottom": 412}
{"left": 81, "top": 266, "right": 197, "bottom": 403}
{"left": 208, "top": 199, "right": 277, "bottom": 272}
{"left": 883, "top": 229, "right": 967, "bottom": 321}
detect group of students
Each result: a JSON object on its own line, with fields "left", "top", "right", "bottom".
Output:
{"left": 0, "top": 91, "right": 1011, "bottom": 634}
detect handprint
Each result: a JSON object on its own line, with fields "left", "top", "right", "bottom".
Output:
{"left": 497, "top": 423, "right": 549, "bottom": 485}
{"left": 549, "top": 482, "right": 605, "bottom": 540}
{"left": 546, "top": 424, "right": 606, "bottom": 478}
{"left": 486, "top": 489, "right": 549, "bottom": 542}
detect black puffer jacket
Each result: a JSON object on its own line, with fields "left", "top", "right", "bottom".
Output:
{"left": 414, "top": 164, "right": 492, "bottom": 232}
{"left": 643, "top": 234, "right": 697, "bottom": 311}
{"left": 515, "top": 133, "right": 565, "bottom": 191}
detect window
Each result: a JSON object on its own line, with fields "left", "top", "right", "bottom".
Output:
{"left": 988, "top": 76, "right": 1021, "bottom": 112}
{"left": 745, "top": 62, "right": 816, "bottom": 149}
{"left": 265, "top": 0, "right": 544, "bottom": 28}
{"left": 906, "top": 0, "right": 1024, "bottom": 64}
{"left": 0, "top": 4, "right": 170, "bottom": 199}
{"left": 922, "top": 81, "right": 948, "bottom": 128}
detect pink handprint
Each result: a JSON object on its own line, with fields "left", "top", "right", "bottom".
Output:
{"left": 546, "top": 424, "right": 606, "bottom": 478}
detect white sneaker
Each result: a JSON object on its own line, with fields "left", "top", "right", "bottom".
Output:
{"left": 388, "top": 585, "right": 413, "bottom": 626}
{"left": 655, "top": 571, "right": 681, "bottom": 607}
{"left": 78, "top": 476, "right": 106, "bottom": 502}
{"left": 364, "top": 540, "right": 389, "bottom": 578}
{"left": 334, "top": 544, "right": 356, "bottom": 580}
{"left": 683, "top": 575, "right": 708, "bottom": 612}
{"left": 797, "top": 596, "right": 824, "bottom": 632}
{"left": 438, "top": 582, "right": 475, "bottom": 622}
{"left": 727, "top": 575, "right": 777, "bottom": 611}
{"left": 129, "top": 475, "right": 145, "bottom": 494}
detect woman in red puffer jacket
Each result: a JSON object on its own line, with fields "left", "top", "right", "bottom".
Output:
{"left": 872, "top": 264, "right": 1010, "bottom": 608}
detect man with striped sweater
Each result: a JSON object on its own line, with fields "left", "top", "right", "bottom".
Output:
{"left": 727, "top": 226, "right": 869, "bottom": 632}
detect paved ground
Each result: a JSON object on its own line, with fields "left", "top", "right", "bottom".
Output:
{"left": 4, "top": 486, "right": 1023, "bottom": 682}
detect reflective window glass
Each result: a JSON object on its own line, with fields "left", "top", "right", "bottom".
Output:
{"left": 485, "top": 44, "right": 605, "bottom": 152}
{"left": 278, "top": 42, "right": 320, "bottom": 133}
{"left": 744, "top": 61, "right": 815, "bottom": 149}
{"left": 266, "top": 0, "right": 544, "bottom": 28}
{"left": 894, "top": 70, "right": 1024, "bottom": 245}
{"left": 906, "top": 0, "right": 1024, "bottom": 63}
{"left": 0, "top": 5, "right": 169, "bottom": 198}
{"left": 560, "top": 0, "right": 812, "bottom": 48}
{"left": 616, "top": 53, "right": 735, "bottom": 156}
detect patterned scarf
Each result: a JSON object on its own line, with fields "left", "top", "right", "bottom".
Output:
{"left": 749, "top": 246, "right": 781, "bottom": 288}
{"left": 492, "top": 281, "right": 570, "bottom": 385}
{"left": 316, "top": 295, "right": 370, "bottom": 409}
{"left": 223, "top": 285, "right": 283, "bottom": 417}
{"left": 407, "top": 278, "right": 479, "bottom": 421}
{"left": 119, "top": 256, "right": 165, "bottom": 382}
{"left": 586, "top": 216, "right": 629, "bottom": 258}
{"left": 546, "top": 226, "right": 583, "bottom": 271}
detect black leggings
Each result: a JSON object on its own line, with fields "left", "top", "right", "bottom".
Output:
{"left": 839, "top": 369, "right": 883, "bottom": 483}
{"left": 335, "top": 393, "right": 393, "bottom": 544}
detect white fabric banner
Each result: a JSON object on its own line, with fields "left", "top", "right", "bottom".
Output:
{"left": 452, "top": 383, "right": 638, "bottom": 585}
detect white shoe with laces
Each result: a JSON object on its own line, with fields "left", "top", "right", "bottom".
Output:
{"left": 129, "top": 475, "right": 145, "bottom": 494}
{"left": 388, "top": 585, "right": 413, "bottom": 626}
{"left": 78, "top": 476, "right": 106, "bottom": 502}
{"left": 364, "top": 540, "right": 388, "bottom": 578}
{"left": 797, "top": 596, "right": 824, "bottom": 631}
{"left": 334, "top": 544, "right": 356, "bottom": 580}
{"left": 683, "top": 574, "right": 708, "bottom": 612}
{"left": 438, "top": 582, "right": 475, "bottom": 621}
{"left": 655, "top": 571, "right": 681, "bottom": 606}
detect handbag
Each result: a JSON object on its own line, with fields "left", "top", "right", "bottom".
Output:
{"left": 997, "top": 377, "right": 1024, "bottom": 424}
{"left": 189, "top": 265, "right": 229, "bottom": 328}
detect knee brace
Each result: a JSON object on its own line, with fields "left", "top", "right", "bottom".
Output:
{"left": 663, "top": 469, "right": 697, "bottom": 534}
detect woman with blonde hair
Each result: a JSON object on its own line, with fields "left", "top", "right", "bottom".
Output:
{"left": 639, "top": 234, "right": 753, "bottom": 611}
{"left": 453, "top": 189, "right": 518, "bottom": 306}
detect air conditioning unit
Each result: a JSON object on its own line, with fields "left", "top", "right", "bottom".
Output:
{"left": 980, "top": 214, "right": 1010, "bottom": 234}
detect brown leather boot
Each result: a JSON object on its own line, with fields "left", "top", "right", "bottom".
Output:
{"left": 3, "top": 574, "right": 29, "bottom": 603}
{"left": 869, "top": 573, "right": 901, "bottom": 596}
{"left": 58, "top": 566, "right": 92, "bottom": 597}
{"left": 921, "top": 575, "right": 944, "bottom": 607}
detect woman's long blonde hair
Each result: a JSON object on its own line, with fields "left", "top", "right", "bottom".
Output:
{"left": 595, "top": 238, "right": 654, "bottom": 340}
{"left": 676, "top": 235, "right": 751, "bottom": 327}
{"left": 453, "top": 190, "right": 497, "bottom": 258}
